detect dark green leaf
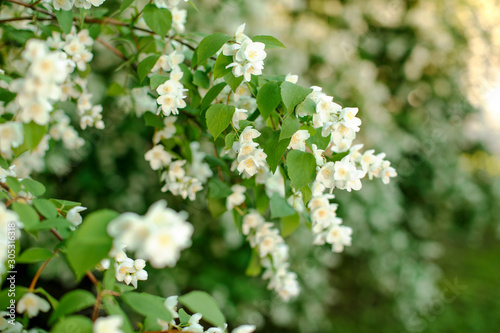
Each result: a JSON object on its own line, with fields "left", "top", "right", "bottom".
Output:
{"left": 213, "top": 53, "right": 233, "bottom": 79}
{"left": 142, "top": 4, "right": 172, "bottom": 36}
{"left": 121, "top": 292, "right": 172, "bottom": 322}
{"left": 193, "top": 70, "right": 210, "bottom": 89}
{"left": 279, "top": 115, "right": 300, "bottom": 141}
{"left": 17, "top": 247, "right": 53, "bottom": 264}
{"left": 296, "top": 97, "right": 317, "bottom": 116}
{"left": 143, "top": 111, "right": 164, "bottom": 128}
{"left": 224, "top": 72, "right": 244, "bottom": 92}
{"left": 196, "top": 33, "right": 231, "bottom": 65}
{"left": 281, "top": 82, "right": 312, "bottom": 112}
{"left": 150, "top": 74, "right": 169, "bottom": 90}
{"left": 205, "top": 104, "right": 235, "bottom": 140}
{"left": 286, "top": 150, "right": 316, "bottom": 189}
{"left": 179, "top": 291, "right": 226, "bottom": 328}
{"left": 21, "top": 178, "right": 46, "bottom": 196}
{"left": 66, "top": 210, "right": 118, "bottom": 279}
{"left": 120, "top": 0, "right": 135, "bottom": 13}
{"left": 49, "top": 290, "right": 95, "bottom": 324}
{"left": 33, "top": 198, "right": 58, "bottom": 219}
{"left": 262, "top": 131, "right": 290, "bottom": 172}
{"left": 52, "top": 315, "right": 93, "bottom": 333}
{"left": 200, "top": 82, "right": 227, "bottom": 110}
{"left": 6, "top": 176, "right": 21, "bottom": 193}
{"left": 55, "top": 10, "right": 73, "bottom": 35}
{"left": 137, "top": 55, "right": 160, "bottom": 83}
{"left": 256, "top": 81, "right": 281, "bottom": 119}
{"left": 251, "top": 35, "right": 286, "bottom": 49}
{"left": 270, "top": 193, "right": 296, "bottom": 218}
{"left": 12, "top": 202, "right": 39, "bottom": 230}
{"left": 208, "top": 178, "right": 232, "bottom": 199}
{"left": 224, "top": 132, "right": 235, "bottom": 150}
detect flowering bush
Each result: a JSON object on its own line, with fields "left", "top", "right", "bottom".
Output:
{"left": 0, "top": 0, "right": 402, "bottom": 331}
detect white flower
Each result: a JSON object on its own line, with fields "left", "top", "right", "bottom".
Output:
{"left": 66, "top": 206, "right": 87, "bottom": 226}
{"left": 237, "top": 155, "right": 260, "bottom": 176}
{"left": 325, "top": 225, "right": 352, "bottom": 253}
{"left": 145, "top": 145, "right": 172, "bottom": 170}
{"left": 182, "top": 313, "right": 204, "bottom": 332}
{"left": 168, "top": 160, "right": 186, "bottom": 181}
{"left": 226, "top": 185, "right": 246, "bottom": 210}
{"left": 285, "top": 73, "right": 298, "bottom": 83}
{"left": 114, "top": 253, "right": 148, "bottom": 289}
{"left": 87, "top": 0, "right": 105, "bottom": 6}
{"left": 316, "top": 162, "right": 335, "bottom": 189}
{"left": 232, "top": 108, "right": 248, "bottom": 130}
{"left": 53, "top": 0, "right": 73, "bottom": 11}
{"left": 17, "top": 293, "right": 50, "bottom": 318}
{"left": 171, "top": 8, "right": 187, "bottom": 33}
{"left": 242, "top": 212, "right": 264, "bottom": 235}
{"left": 93, "top": 315, "right": 124, "bottom": 333}
{"left": 239, "top": 126, "right": 261, "bottom": 143}
{"left": 243, "top": 42, "right": 266, "bottom": 63}
{"left": 164, "top": 296, "right": 179, "bottom": 319}
{"left": 0, "top": 122, "right": 23, "bottom": 156}
{"left": 340, "top": 107, "right": 361, "bottom": 131}
{"left": 232, "top": 325, "right": 256, "bottom": 333}
{"left": 311, "top": 144, "right": 325, "bottom": 166}
{"left": 153, "top": 117, "right": 177, "bottom": 143}
{"left": 288, "top": 130, "right": 310, "bottom": 151}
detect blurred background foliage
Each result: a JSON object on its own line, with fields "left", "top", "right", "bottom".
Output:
{"left": 26, "top": 0, "right": 500, "bottom": 331}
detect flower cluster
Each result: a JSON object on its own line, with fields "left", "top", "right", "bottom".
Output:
{"left": 242, "top": 212, "right": 300, "bottom": 301}
{"left": 307, "top": 184, "right": 353, "bottom": 252}
{"left": 316, "top": 156, "right": 366, "bottom": 192}
{"left": 231, "top": 126, "right": 268, "bottom": 177}
{"left": 0, "top": 122, "right": 22, "bottom": 159}
{"left": 107, "top": 200, "right": 193, "bottom": 268}
{"left": 17, "top": 293, "right": 51, "bottom": 318}
{"left": 223, "top": 24, "right": 267, "bottom": 82}
{"left": 11, "top": 39, "right": 73, "bottom": 126}
{"left": 114, "top": 250, "right": 148, "bottom": 289}
{"left": 153, "top": 49, "right": 187, "bottom": 116}
{"left": 53, "top": 0, "right": 105, "bottom": 11}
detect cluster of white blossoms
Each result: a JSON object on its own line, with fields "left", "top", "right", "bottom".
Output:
{"left": 113, "top": 250, "right": 148, "bottom": 289}
{"left": 306, "top": 86, "right": 362, "bottom": 153}
{"left": 11, "top": 39, "right": 74, "bottom": 126}
{"left": 242, "top": 212, "right": 300, "bottom": 301}
{"left": 223, "top": 24, "right": 267, "bottom": 83}
{"left": 231, "top": 126, "right": 268, "bottom": 178}
{"left": 226, "top": 184, "right": 246, "bottom": 210}
{"left": 144, "top": 142, "right": 210, "bottom": 201}
{"left": 0, "top": 202, "right": 22, "bottom": 275}
{"left": 316, "top": 156, "right": 366, "bottom": 192}
{"left": 53, "top": 0, "right": 105, "bottom": 11}
{"left": 49, "top": 110, "right": 85, "bottom": 150}
{"left": 307, "top": 183, "right": 353, "bottom": 253}
{"left": 153, "top": 0, "right": 188, "bottom": 33}
{"left": 107, "top": 200, "right": 193, "bottom": 268}
{"left": 94, "top": 315, "right": 124, "bottom": 333}
{"left": 152, "top": 49, "right": 188, "bottom": 116}
{"left": 0, "top": 121, "right": 22, "bottom": 159}
{"left": 159, "top": 295, "right": 256, "bottom": 333}
{"left": 349, "top": 144, "right": 398, "bottom": 184}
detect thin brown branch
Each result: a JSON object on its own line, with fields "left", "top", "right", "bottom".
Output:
{"left": 92, "top": 290, "right": 103, "bottom": 321}
{"left": 96, "top": 37, "right": 127, "bottom": 61}
{"left": 29, "top": 249, "right": 59, "bottom": 291}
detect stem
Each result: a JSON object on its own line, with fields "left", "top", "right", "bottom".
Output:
{"left": 29, "top": 249, "right": 58, "bottom": 291}
{"left": 96, "top": 37, "right": 127, "bottom": 61}
{"left": 92, "top": 290, "right": 103, "bottom": 321}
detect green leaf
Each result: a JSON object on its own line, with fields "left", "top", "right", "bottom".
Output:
{"left": 281, "top": 213, "right": 300, "bottom": 237}
{"left": 200, "top": 82, "right": 226, "bottom": 110}
{"left": 103, "top": 260, "right": 116, "bottom": 290}
{"left": 137, "top": 55, "right": 160, "bottom": 83}
{"left": 262, "top": 131, "right": 290, "bottom": 172}
{"left": 206, "top": 104, "right": 235, "bottom": 140}
{"left": 193, "top": 70, "right": 210, "bottom": 89}
{"left": 213, "top": 53, "right": 233, "bottom": 79}
{"left": 6, "top": 176, "right": 21, "bottom": 193}
{"left": 178, "top": 308, "right": 190, "bottom": 326}
{"left": 17, "top": 247, "right": 53, "bottom": 264}
{"left": 55, "top": 10, "right": 73, "bottom": 35}
{"left": 245, "top": 250, "right": 262, "bottom": 276}
{"left": 0, "top": 156, "right": 9, "bottom": 169}
{"left": 143, "top": 111, "right": 164, "bottom": 128}
{"left": 120, "top": 0, "right": 135, "bottom": 13}
{"left": 66, "top": 210, "right": 118, "bottom": 280}
{"left": 17, "top": 122, "right": 47, "bottom": 153}
{"left": 178, "top": 291, "right": 226, "bottom": 328}
{"left": 328, "top": 151, "right": 350, "bottom": 162}
{"left": 144, "top": 316, "right": 163, "bottom": 331}
{"left": 12, "top": 202, "right": 39, "bottom": 230}
{"left": 49, "top": 199, "right": 82, "bottom": 211}
{"left": 150, "top": 74, "right": 169, "bottom": 90}
{"left": 251, "top": 35, "right": 286, "bottom": 49}
{"left": 207, "top": 178, "right": 232, "bottom": 199}
{"left": 270, "top": 193, "right": 296, "bottom": 218}
{"left": 256, "top": 81, "right": 281, "bottom": 119}
{"left": 142, "top": 4, "right": 172, "bottom": 37}
{"left": 224, "top": 72, "right": 244, "bottom": 92}
{"left": 196, "top": 33, "right": 231, "bottom": 65}
{"left": 286, "top": 150, "right": 316, "bottom": 189}
{"left": 29, "top": 217, "right": 73, "bottom": 231}
{"left": 224, "top": 132, "right": 236, "bottom": 150}
{"left": 21, "top": 178, "right": 46, "bottom": 196}
{"left": 121, "top": 292, "right": 172, "bottom": 322}
{"left": 49, "top": 290, "right": 95, "bottom": 324}
{"left": 107, "top": 82, "right": 126, "bottom": 96}
{"left": 0, "top": 286, "right": 28, "bottom": 310}
{"left": 279, "top": 115, "right": 300, "bottom": 141}
{"left": 33, "top": 198, "right": 58, "bottom": 219}
{"left": 88, "top": 24, "right": 101, "bottom": 40}
{"left": 296, "top": 97, "right": 317, "bottom": 116}
{"left": 103, "top": 296, "right": 134, "bottom": 333}
{"left": 280, "top": 82, "right": 312, "bottom": 112}
{"left": 52, "top": 315, "right": 93, "bottom": 333}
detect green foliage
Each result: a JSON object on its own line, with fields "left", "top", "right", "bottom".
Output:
{"left": 51, "top": 315, "right": 93, "bottom": 333}
{"left": 251, "top": 35, "right": 286, "bottom": 48}
{"left": 66, "top": 210, "right": 118, "bottom": 279}
{"left": 281, "top": 213, "right": 300, "bottom": 237}
{"left": 17, "top": 247, "right": 53, "bottom": 263}
{"left": 55, "top": 10, "right": 73, "bottom": 34}
{"left": 270, "top": 193, "right": 296, "bottom": 218}
{"left": 286, "top": 150, "right": 316, "bottom": 189}
{"left": 214, "top": 53, "right": 233, "bottom": 79}
{"left": 121, "top": 292, "right": 173, "bottom": 322}
{"left": 142, "top": 4, "right": 172, "bottom": 37}
{"left": 206, "top": 104, "right": 235, "bottom": 140}
{"left": 149, "top": 74, "right": 169, "bottom": 90}
{"left": 49, "top": 290, "right": 96, "bottom": 324}
{"left": 257, "top": 81, "right": 281, "bottom": 119}
{"left": 224, "top": 72, "right": 244, "bottom": 92}
{"left": 137, "top": 55, "right": 160, "bottom": 83}
{"left": 178, "top": 291, "right": 226, "bottom": 328}
{"left": 279, "top": 114, "right": 300, "bottom": 141}
{"left": 280, "top": 82, "right": 312, "bottom": 112}
{"left": 208, "top": 178, "right": 232, "bottom": 199}
{"left": 12, "top": 202, "right": 39, "bottom": 231}
{"left": 21, "top": 178, "right": 46, "bottom": 196}
{"left": 196, "top": 33, "right": 231, "bottom": 65}
{"left": 201, "top": 82, "right": 227, "bottom": 110}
